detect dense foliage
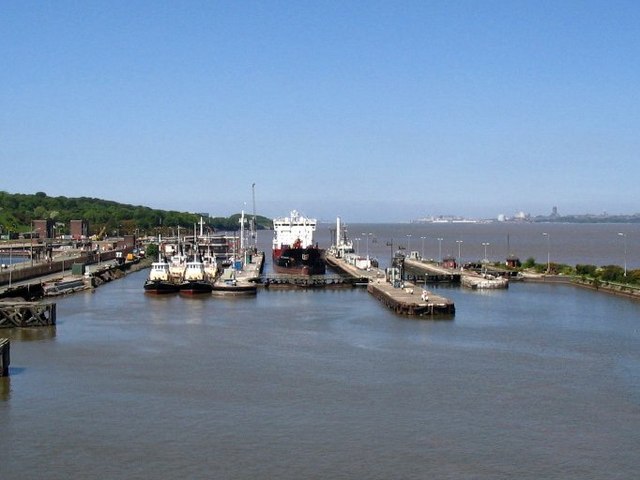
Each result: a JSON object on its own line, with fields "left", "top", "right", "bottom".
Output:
{"left": 0, "top": 191, "right": 271, "bottom": 236}
{"left": 523, "top": 259, "right": 640, "bottom": 286}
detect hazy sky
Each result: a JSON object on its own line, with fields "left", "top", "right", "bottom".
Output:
{"left": 2, "top": 1, "right": 639, "bottom": 222}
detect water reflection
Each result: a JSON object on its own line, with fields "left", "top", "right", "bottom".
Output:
{"left": 0, "top": 376, "right": 10, "bottom": 401}
{"left": 1, "top": 326, "right": 57, "bottom": 342}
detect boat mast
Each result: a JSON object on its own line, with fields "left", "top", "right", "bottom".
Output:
{"left": 240, "top": 210, "right": 245, "bottom": 251}
{"left": 251, "top": 183, "right": 257, "bottom": 247}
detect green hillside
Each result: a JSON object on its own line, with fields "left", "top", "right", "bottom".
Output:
{"left": 0, "top": 191, "right": 271, "bottom": 236}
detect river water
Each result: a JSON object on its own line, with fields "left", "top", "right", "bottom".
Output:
{"left": 1, "top": 223, "right": 639, "bottom": 479}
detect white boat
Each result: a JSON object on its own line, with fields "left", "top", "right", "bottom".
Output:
{"left": 211, "top": 267, "right": 257, "bottom": 296}
{"left": 179, "top": 252, "right": 213, "bottom": 294}
{"left": 144, "top": 253, "right": 179, "bottom": 294}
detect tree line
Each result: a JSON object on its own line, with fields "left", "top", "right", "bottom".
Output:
{"left": 0, "top": 191, "right": 271, "bottom": 236}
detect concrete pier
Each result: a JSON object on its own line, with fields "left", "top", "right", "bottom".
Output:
{"left": 261, "top": 273, "right": 364, "bottom": 288}
{"left": 403, "top": 258, "right": 461, "bottom": 283}
{"left": 326, "top": 253, "right": 455, "bottom": 317}
{"left": 367, "top": 279, "right": 455, "bottom": 316}
{"left": 404, "top": 258, "right": 508, "bottom": 289}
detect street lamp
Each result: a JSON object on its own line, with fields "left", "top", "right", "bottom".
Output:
{"left": 354, "top": 238, "right": 361, "bottom": 256}
{"left": 420, "top": 236, "right": 426, "bottom": 260}
{"left": 367, "top": 232, "right": 372, "bottom": 259}
{"left": 618, "top": 232, "right": 627, "bottom": 277}
{"left": 542, "top": 233, "right": 550, "bottom": 273}
{"left": 437, "top": 238, "right": 443, "bottom": 263}
{"left": 456, "top": 240, "right": 463, "bottom": 269}
{"left": 386, "top": 239, "right": 394, "bottom": 264}
{"left": 482, "top": 242, "right": 490, "bottom": 263}
{"left": 30, "top": 220, "right": 34, "bottom": 267}
{"left": 407, "top": 234, "right": 412, "bottom": 254}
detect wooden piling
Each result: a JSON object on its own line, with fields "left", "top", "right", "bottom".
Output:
{"left": 0, "top": 301, "right": 56, "bottom": 328}
{"left": 0, "top": 338, "right": 9, "bottom": 376}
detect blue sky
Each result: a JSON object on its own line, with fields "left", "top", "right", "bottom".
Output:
{"left": 2, "top": 1, "right": 639, "bottom": 222}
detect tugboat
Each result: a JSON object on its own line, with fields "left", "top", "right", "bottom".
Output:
{"left": 144, "top": 253, "right": 180, "bottom": 294}
{"left": 179, "top": 248, "right": 214, "bottom": 295}
{"left": 272, "top": 210, "right": 325, "bottom": 275}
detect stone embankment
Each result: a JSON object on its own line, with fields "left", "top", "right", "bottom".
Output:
{"left": 521, "top": 272, "right": 640, "bottom": 300}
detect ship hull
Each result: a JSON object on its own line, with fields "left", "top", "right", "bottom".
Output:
{"left": 179, "top": 280, "right": 213, "bottom": 295}
{"left": 144, "top": 280, "right": 180, "bottom": 294}
{"left": 211, "top": 282, "right": 257, "bottom": 296}
{"left": 272, "top": 247, "right": 326, "bottom": 275}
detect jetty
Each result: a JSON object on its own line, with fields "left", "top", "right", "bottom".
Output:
{"left": 403, "top": 258, "right": 461, "bottom": 284}
{"left": 261, "top": 273, "right": 365, "bottom": 288}
{"left": 403, "top": 258, "right": 508, "bottom": 290}
{"left": 367, "top": 279, "right": 455, "bottom": 316}
{"left": 325, "top": 253, "right": 455, "bottom": 317}
{"left": 211, "top": 251, "right": 264, "bottom": 296}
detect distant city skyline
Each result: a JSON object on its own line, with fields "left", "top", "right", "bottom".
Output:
{"left": 2, "top": 2, "right": 639, "bottom": 222}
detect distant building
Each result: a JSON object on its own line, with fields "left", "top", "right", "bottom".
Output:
{"left": 442, "top": 255, "right": 457, "bottom": 269}
{"left": 70, "top": 219, "right": 89, "bottom": 240}
{"left": 506, "top": 255, "right": 521, "bottom": 268}
{"left": 33, "top": 219, "right": 54, "bottom": 239}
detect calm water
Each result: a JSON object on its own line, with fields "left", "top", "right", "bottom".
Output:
{"left": 1, "top": 223, "right": 640, "bottom": 479}
{"left": 315, "top": 221, "right": 640, "bottom": 269}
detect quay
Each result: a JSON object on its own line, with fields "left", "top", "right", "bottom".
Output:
{"left": 403, "top": 258, "right": 461, "bottom": 284}
{"left": 0, "top": 338, "right": 8, "bottom": 376}
{"left": 404, "top": 258, "right": 508, "bottom": 289}
{"left": 367, "top": 279, "right": 455, "bottom": 316}
{"left": 325, "top": 253, "right": 455, "bottom": 317}
{"left": 0, "top": 253, "right": 151, "bottom": 300}
{"left": 261, "top": 273, "right": 365, "bottom": 288}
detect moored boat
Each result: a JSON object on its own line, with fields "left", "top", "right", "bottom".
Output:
{"left": 211, "top": 267, "right": 257, "bottom": 296}
{"left": 272, "top": 210, "right": 325, "bottom": 275}
{"left": 144, "top": 255, "right": 179, "bottom": 294}
{"left": 179, "top": 250, "right": 214, "bottom": 295}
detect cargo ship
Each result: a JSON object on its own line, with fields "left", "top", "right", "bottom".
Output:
{"left": 272, "top": 210, "right": 325, "bottom": 275}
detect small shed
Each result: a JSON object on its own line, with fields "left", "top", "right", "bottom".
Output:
{"left": 442, "top": 255, "right": 457, "bottom": 269}
{"left": 506, "top": 255, "right": 521, "bottom": 268}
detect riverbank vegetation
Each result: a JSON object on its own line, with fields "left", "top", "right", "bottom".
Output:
{"left": 0, "top": 191, "right": 271, "bottom": 236}
{"left": 499, "top": 258, "right": 640, "bottom": 289}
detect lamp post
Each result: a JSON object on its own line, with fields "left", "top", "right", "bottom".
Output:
{"left": 354, "top": 238, "right": 361, "bottom": 256}
{"left": 437, "top": 238, "right": 443, "bottom": 263}
{"left": 542, "top": 233, "right": 550, "bottom": 273}
{"left": 8, "top": 235, "right": 12, "bottom": 287}
{"left": 366, "top": 232, "right": 372, "bottom": 259}
{"left": 482, "top": 242, "right": 490, "bottom": 263}
{"left": 420, "top": 236, "right": 426, "bottom": 260}
{"left": 30, "top": 220, "right": 34, "bottom": 267}
{"left": 407, "top": 234, "right": 412, "bottom": 255}
{"left": 618, "top": 232, "right": 627, "bottom": 277}
{"left": 456, "top": 240, "right": 463, "bottom": 269}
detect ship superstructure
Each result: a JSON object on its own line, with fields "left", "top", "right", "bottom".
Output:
{"left": 272, "top": 210, "right": 325, "bottom": 275}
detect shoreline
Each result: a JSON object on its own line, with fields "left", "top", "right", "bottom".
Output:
{"left": 521, "top": 272, "right": 640, "bottom": 301}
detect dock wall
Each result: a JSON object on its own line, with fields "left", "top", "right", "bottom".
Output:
{"left": 0, "top": 251, "right": 119, "bottom": 286}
